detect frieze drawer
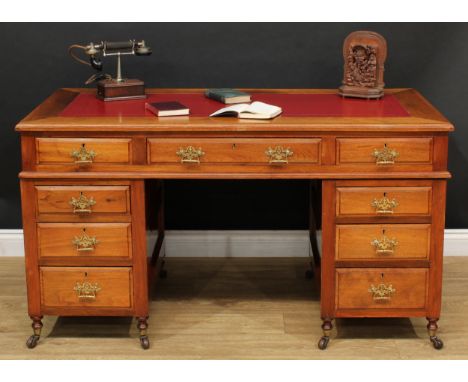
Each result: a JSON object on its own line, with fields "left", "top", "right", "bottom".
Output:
{"left": 36, "top": 138, "right": 132, "bottom": 166}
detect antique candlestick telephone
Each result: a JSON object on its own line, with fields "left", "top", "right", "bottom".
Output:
{"left": 68, "top": 40, "right": 152, "bottom": 101}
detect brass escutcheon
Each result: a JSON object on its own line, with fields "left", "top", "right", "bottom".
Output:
{"left": 265, "top": 146, "right": 293, "bottom": 165}
{"left": 69, "top": 192, "right": 96, "bottom": 214}
{"left": 373, "top": 144, "right": 399, "bottom": 165}
{"left": 71, "top": 144, "right": 96, "bottom": 165}
{"left": 72, "top": 229, "right": 99, "bottom": 252}
{"left": 176, "top": 146, "right": 205, "bottom": 164}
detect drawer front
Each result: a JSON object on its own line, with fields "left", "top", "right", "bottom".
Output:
{"left": 40, "top": 267, "right": 133, "bottom": 308}
{"left": 36, "top": 185, "right": 130, "bottom": 217}
{"left": 337, "top": 138, "right": 433, "bottom": 165}
{"left": 36, "top": 138, "right": 131, "bottom": 165}
{"left": 336, "top": 268, "right": 428, "bottom": 310}
{"left": 37, "top": 223, "right": 132, "bottom": 261}
{"left": 336, "top": 186, "right": 432, "bottom": 217}
{"left": 148, "top": 138, "right": 321, "bottom": 165}
{"left": 336, "top": 224, "right": 431, "bottom": 261}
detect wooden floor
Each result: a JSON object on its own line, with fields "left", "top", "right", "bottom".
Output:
{"left": 1, "top": 256, "right": 467, "bottom": 360}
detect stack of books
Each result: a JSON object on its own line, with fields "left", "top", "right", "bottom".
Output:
{"left": 206, "top": 88, "right": 282, "bottom": 120}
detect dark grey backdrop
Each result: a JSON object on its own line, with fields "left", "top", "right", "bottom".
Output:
{"left": 1, "top": 23, "right": 466, "bottom": 229}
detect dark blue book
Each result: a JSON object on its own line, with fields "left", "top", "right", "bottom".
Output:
{"left": 205, "top": 88, "right": 251, "bottom": 104}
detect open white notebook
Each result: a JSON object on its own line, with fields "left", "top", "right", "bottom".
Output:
{"left": 209, "top": 101, "right": 282, "bottom": 120}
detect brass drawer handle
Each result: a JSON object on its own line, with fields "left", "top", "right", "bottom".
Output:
{"left": 371, "top": 193, "right": 398, "bottom": 214}
{"left": 373, "top": 144, "right": 399, "bottom": 165}
{"left": 72, "top": 229, "right": 99, "bottom": 252}
{"left": 176, "top": 146, "right": 205, "bottom": 164}
{"left": 69, "top": 192, "right": 96, "bottom": 214}
{"left": 368, "top": 273, "right": 396, "bottom": 301}
{"left": 371, "top": 232, "right": 398, "bottom": 255}
{"left": 71, "top": 144, "right": 96, "bottom": 165}
{"left": 265, "top": 146, "right": 293, "bottom": 165}
{"left": 74, "top": 281, "right": 101, "bottom": 300}
{"left": 368, "top": 283, "right": 396, "bottom": 300}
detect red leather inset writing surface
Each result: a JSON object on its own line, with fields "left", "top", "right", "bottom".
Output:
{"left": 59, "top": 92, "right": 410, "bottom": 118}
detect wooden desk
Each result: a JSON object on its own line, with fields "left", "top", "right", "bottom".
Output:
{"left": 16, "top": 88, "right": 453, "bottom": 350}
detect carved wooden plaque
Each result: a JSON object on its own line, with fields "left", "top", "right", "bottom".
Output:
{"left": 338, "top": 31, "right": 387, "bottom": 99}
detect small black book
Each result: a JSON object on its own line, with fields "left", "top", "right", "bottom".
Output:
{"left": 145, "top": 101, "right": 190, "bottom": 117}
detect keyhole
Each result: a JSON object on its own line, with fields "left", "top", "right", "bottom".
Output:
{"left": 381, "top": 272, "right": 384, "bottom": 280}
{"left": 82, "top": 143, "right": 86, "bottom": 149}
{"left": 383, "top": 192, "right": 387, "bottom": 197}
{"left": 384, "top": 143, "right": 387, "bottom": 148}
{"left": 382, "top": 229, "right": 386, "bottom": 235}
{"left": 84, "top": 272, "right": 88, "bottom": 277}
{"left": 232, "top": 143, "right": 236, "bottom": 149}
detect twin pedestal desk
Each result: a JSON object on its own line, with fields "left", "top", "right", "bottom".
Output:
{"left": 16, "top": 88, "right": 453, "bottom": 350}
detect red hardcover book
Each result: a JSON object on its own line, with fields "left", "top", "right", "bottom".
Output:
{"left": 145, "top": 101, "right": 190, "bottom": 117}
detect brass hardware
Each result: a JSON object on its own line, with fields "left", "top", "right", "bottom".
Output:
{"left": 265, "top": 146, "right": 294, "bottom": 165}
{"left": 176, "top": 146, "right": 205, "bottom": 164}
{"left": 72, "top": 229, "right": 99, "bottom": 252}
{"left": 368, "top": 283, "right": 396, "bottom": 301}
{"left": 69, "top": 192, "right": 96, "bottom": 214}
{"left": 373, "top": 144, "right": 399, "bottom": 165}
{"left": 371, "top": 195, "right": 398, "bottom": 214}
{"left": 74, "top": 281, "right": 101, "bottom": 300}
{"left": 71, "top": 144, "right": 96, "bottom": 164}
{"left": 371, "top": 235, "right": 398, "bottom": 255}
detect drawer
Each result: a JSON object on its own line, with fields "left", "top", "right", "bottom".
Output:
{"left": 35, "top": 185, "right": 130, "bottom": 218}
{"left": 37, "top": 223, "right": 132, "bottom": 261}
{"left": 336, "top": 186, "right": 432, "bottom": 217}
{"left": 40, "top": 267, "right": 133, "bottom": 309}
{"left": 336, "top": 224, "right": 431, "bottom": 261}
{"left": 36, "top": 138, "right": 131, "bottom": 165}
{"left": 337, "top": 138, "right": 433, "bottom": 165}
{"left": 148, "top": 138, "right": 321, "bottom": 165}
{"left": 335, "top": 268, "right": 428, "bottom": 311}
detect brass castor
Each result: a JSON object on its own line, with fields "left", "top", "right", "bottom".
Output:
{"left": 140, "top": 335, "right": 150, "bottom": 350}
{"left": 305, "top": 269, "right": 314, "bottom": 279}
{"left": 318, "top": 336, "right": 329, "bottom": 350}
{"left": 26, "top": 335, "right": 40, "bottom": 349}
{"left": 430, "top": 336, "right": 444, "bottom": 350}
{"left": 159, "top": 269, "right": 168, "bottom": 279}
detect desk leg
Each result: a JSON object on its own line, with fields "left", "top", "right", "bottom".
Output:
{"left": 137, "top": 316, "right": 150, "bottom": 350}
{"left": 132, "top": 180, "right": 150, "bottom": 349}
{"left": 26, "top": 316, "right": 43, "bottom": 349}
{"left": 149, "top": 180, "right": 166, "bottom": 279}
{"left": 318, "top": 180, "right": 336, "bottom": 350}
{"left": 307, "top": 181, "right": 321, "bottom": 285}
{"left": 21, "top": 179, "right": 43, "bottom": 349}
{"left": 426, "top": 179, "right": 446, "bottom": 350}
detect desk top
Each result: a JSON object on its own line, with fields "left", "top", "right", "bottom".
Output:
{"left": 16, "top": 88, "right": 453, "bottom": 133}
